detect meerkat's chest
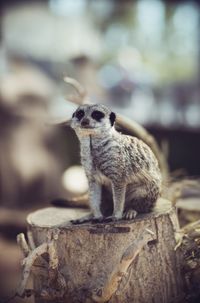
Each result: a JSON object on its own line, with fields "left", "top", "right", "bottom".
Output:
{"left": 80, "top": 137, "right": 111, "bottom": 185}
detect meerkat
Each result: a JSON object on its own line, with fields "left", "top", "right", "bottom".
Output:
{"left": 70, "top": 104, "right": 162, "bottom": 222}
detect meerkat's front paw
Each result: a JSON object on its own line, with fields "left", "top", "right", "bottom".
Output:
{"left": 113, "top": 211, "right": 123, "bottom": 221}
{"left": 111, "top": 216, "right": 121, "bottom": 222}
{"left": 123, "top": 209, "right": 137, "bottom": 220}
{"left": 71, "top": 213, "right": 93, "bottom": 224}
{"left": 91, "top": 216, "right": 105, "bottom": 223}
{"left": 104, "top": 213, "right": 123, "bottom": 222}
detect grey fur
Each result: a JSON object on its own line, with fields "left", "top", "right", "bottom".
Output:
{"left": 71, "top": 104, "right": 162, "bottom": 221}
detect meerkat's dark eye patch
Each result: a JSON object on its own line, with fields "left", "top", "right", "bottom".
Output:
{"left": 91, "top": 110, "right": 105, "bottom": 121}
{"left": 109, "top": 112, "right": 116, "bottom": 126}
{"left": 75, "top": 110, "right": 85, "bottom": 120}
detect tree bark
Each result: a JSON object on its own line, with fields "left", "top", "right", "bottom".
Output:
{"left": 17, "top": 198, "right": 184, "bottom": 303}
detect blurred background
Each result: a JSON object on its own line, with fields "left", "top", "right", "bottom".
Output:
{"left": 0, "top": 0, "right": 200, "bottom": 301}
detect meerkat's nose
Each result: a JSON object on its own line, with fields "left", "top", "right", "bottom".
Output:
{"left": 81, "top": 118, "right": 90, "bottom": 126}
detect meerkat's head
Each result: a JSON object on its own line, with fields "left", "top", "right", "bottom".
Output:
{"left": 71, "top": 104, "right": 116, "bottom": 136}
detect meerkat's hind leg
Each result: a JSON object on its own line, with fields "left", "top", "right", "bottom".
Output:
{"left": 125, "top": 182, "right": 159, "bottom": 214}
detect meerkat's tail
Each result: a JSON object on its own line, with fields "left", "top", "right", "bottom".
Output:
{"left": 51, "top": 196, "right": 89, "bottom": 209}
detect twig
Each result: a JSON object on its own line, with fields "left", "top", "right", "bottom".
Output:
{"left": 27, "top": 230, "right": 36, "bottom": 250}
{"left": 63, "top": 76, "right": 87, "bottom": 104}
{"left": 17, "top": 242, "right": 48, "bottom": 296}
{"left": 17, "top": 229, "right": 64, "bottom": 298}
{"left": 17, "top": 233, "right": 30, "bottom": 257}
{"left": 92, "top": 230, "right": 154, "bottom": 302}
{"left": 174, "top": 220, "right": 200, "bottom": 250}
{"left": 181, "top": 220, "right": 200, "bottom": 235}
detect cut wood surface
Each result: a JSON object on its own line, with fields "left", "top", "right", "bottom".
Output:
{"left": 17, "top": 198, "right": 184, "bottom": 303}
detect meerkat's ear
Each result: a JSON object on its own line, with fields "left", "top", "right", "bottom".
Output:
{"left": 72, "top": 112, "right": 75, "bottom": 118}
{"left": 109, "top": 112, "right": 116, "bottom": 126}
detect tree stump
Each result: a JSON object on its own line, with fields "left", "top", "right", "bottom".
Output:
{"left": 17, "top": 199, "right": 184, "bottom": 303}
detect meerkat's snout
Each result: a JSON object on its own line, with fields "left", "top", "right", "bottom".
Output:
{"left": 81, "top": 118, "right": 90, "bottom": 127}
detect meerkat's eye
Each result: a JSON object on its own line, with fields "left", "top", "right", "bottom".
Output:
{"left": 75, "top": 110, "right": 85, "bottom": 120}
{"left": 91, "top": 110, "right": 105, "bottom": 121}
